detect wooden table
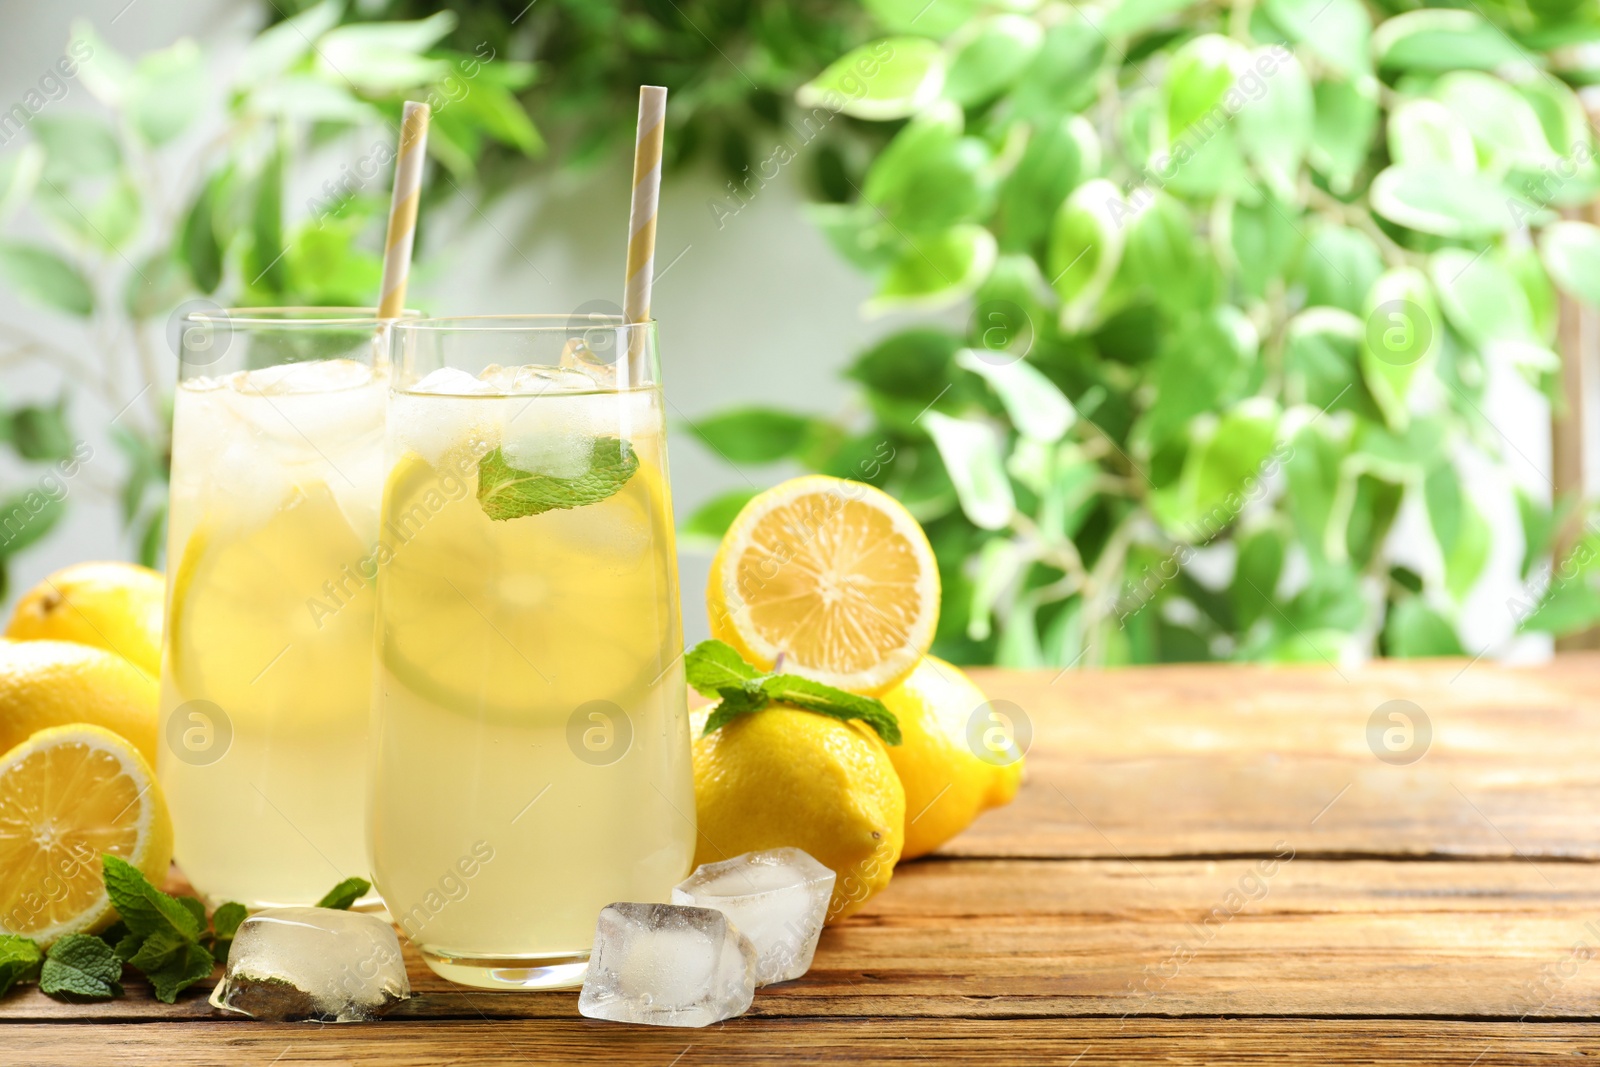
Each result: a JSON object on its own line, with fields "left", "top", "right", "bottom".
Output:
{"left": 6, "top": 656, "right": 1600, "bottom": 1063}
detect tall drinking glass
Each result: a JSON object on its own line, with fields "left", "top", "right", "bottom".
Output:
{"left": 161, "top": 308, "right": 397, "bottom": 908}
{"left": 370, "top": 315, "right": 695, "bottom": 990}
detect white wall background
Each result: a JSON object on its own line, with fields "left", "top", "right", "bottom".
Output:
{"left": 0, "top": 0, "right": 1560, "bottom": 660}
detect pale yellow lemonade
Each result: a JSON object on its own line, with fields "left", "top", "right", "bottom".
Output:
{"left": 369, "top": 368, "right": 695, "bottom": 983}
{"left": 160, "top": 358, "right": 385, "bottom": 907}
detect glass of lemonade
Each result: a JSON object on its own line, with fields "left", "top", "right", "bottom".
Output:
{"left": 161, "top": 308, "right": 397, "bottom": 908}
{"left": 369, "top": 315, "right": 695, "bottom": 990}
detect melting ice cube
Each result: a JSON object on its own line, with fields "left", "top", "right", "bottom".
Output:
{"left": 672, "top": 848, "right": 835, "bottom": 986}
{"left": 413, "top": 367, "right": 496, "bottom": 395}
{"left": 209, "top": 907, "right": 409, "bottom": 1022}
{"left": 578, "top": 902, "right": 756, "bottom": 1027}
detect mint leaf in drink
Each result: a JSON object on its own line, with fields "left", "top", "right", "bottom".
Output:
{"left": 685, "top": 639, "right": 765, "bottom": 696}
{"left": 685, "top": 640, "right": 900, "bottom": 744}
{"left": 39, "top": 934, "right": 123, "bottom": 1001}
{"left": 0, "top": 935, "right": 42, "bottom": 997}
{"left": 476, "top": 437, "right": 638, "bottom": 521}
{"left": 101, "top": 855, "right": 202, "bottom": 943}
{"left": 315, "top": 877, "right": 371, "bottom": 910}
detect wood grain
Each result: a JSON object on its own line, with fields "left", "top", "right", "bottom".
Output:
{"left": 11, "top": 656, "right": 1600, "bottom": 1062}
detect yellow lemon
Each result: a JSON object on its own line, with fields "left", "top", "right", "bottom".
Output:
{"left": 0, "top": 723, "right": 173, "bottom": 945}
{"left": 878, "top": 657, "right": 1024, "bottom": 860}
{"left": 693, "top": 705, "right": 905, "bottom": 923}
{"left": 0, "top": 640, "right": 159, "bottom": 766}
{"left": 5, "top": 561, "right": 165, "bottom": 677}
{"left": 707, "top": 475, "right": 939, "bottom": 694}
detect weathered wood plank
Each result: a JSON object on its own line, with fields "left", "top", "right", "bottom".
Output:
{"left": 6, "top": 858, "right": 1598, "bottom": 1023}
{"left": 8, "top": 1019, "right": 1600, "bottom": 1065}
{"left": 953, "top": 656, "right": 1600, "bottom": 860}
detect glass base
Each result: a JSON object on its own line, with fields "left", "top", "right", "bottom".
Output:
{"left": 421, "top": 949, "right": 590, "bottom": 990}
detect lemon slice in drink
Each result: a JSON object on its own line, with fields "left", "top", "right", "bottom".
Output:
{"left": 168, "top": 482, "right": 375, "bottom": 722}
{"left": 0, "top": 723, "right": 173, "bottom": 945}
{"left": 380, "top": 448, "right": 675, "bottom": 718}
{"left": 707, "top": 475, "right": 939, "bottom": 694}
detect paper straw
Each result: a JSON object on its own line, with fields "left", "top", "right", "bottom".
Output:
{"left": 623, "top": 86, "right": 667, "bottom": 327}
{"left": 378, "top": 100, "right": 430, "bottom": 319}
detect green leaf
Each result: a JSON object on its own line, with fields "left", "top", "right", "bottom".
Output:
{"left": 1429, "top": 249, "right": 1533, "bottom": 347}
{"left": 1009, "top": 17, "right": 1104, "bottom": 121}
{"left": 102, "top": 855, "right": 202, "bottom": 944}
{"left": 866, "top": 224, "right": 997, "bottom": 316}
{"left": 1310, "top": 78, "right": 1377, "bottom": 195}
{"left": 760, "top": 675, "right": 902, "bottom": 745}
{"left": 0, "top": 243, "right": 93, "bottom": 317}
{"left": 1369, "top": 164, "right": 1518, "bottom": 240}
{"left": 209, "top": 901, "right": 247, "bottom": 964}
{"left": 1359, "top": 268, "right": 1439, "bottom": 431}
{"left": 180, "top": 176, "right": 224, "bottom": 294}
{"left": 1284, "top": 308, "right": 1368, "bottom": 413}
{"left": 1049, "top": 179, "right": 1126, "bottom": 331}
{"left": 315, "top": 877, "right": 371, "bottom": 910}
{"left": 1150, "top": 398, "right": 1281, "bottom": 541}
{"left": 1139, "top": 306, "right": 1259, "bottom": 446}
{"left": 1262, "top": 0, "right": 1371, "bottom": 77}
{"left": 0, "top": 491, "right": 66, "bottom": 556}
{"left": 1103, "top": 0, "right": 1202, "bottom": 36}
{"left": 1284, "top": 421, "right": 1343, "bottom": 566}
{"left": 1520, "top": 575, "right": 1600, "bottom": 636}
{"left": 476, "top": 439, "right": 638, "bottom": 521}
{"left": 450, "top": 82, "right": 544, "bottom": 157}
{"left": 689, "top": 408, "right": 837, "bottom": 465}
{"left": 69, "top": 20, "right": 134, "bottom": 106}
{"left": 863, "top": 107, "right": 994, "bottom": 233}
{"left": 127, "top": 38, "right": 207, "bottom": 145}
{"left": 123, "top": 252, "right": 190, "bottom": 322}
{"left": 1516, "top": 487, "right": 1554, "bottom": 581}
{"left": 30, "top": 115, "right": 121, "bottom": 184}
{"left": 1298, "top": 226, "right": 1382, "bottom": 314}
{"left": 956, "top": 350, "right": 1074, "bottom": 443}
{"left": 797, "top": 38, "right": 944, "bottom": 121}
{"left": 1384, "top": 599, "right": 1465, "bottom": 658}
{"left": 922, "top": 411, "right": 1015, "bottom": 530}
{"left": 681, "top": 489, "right": 760, "bottom": 545}
{"left": 1433, "top": 72, "right": 1559, "bottom": 171}
{"left": 996, "top": 115, "right": 1089, "bottom": 253}
{"left": 12, "top": 395, "right": 74, "bottom": 461}
{"left": 247, "top": 76, "right": 376, "bottom": 123}
{"left": 1425, "top": 464, "right": 1491, "bottom": 601}
{"left": 317, "top": 12, "right": 456, "bottom": 92}
{"left": 864, "top": 0, "right": 978, "bottom": 36}
{"left": 240, "top": 0, "right": 343, "bottom": 81}
{"left": 1117, "top": 192, "right": 1218, "bottom": 316}
{"left": 943, "top": 15, "right": 1044, "bottom": 107}
{"left": 1162, "top": 35, "right": 1245, "bottom": 145}
{"left": 39, "top": 935, "right": 122, "bottom": 1001}
{"left": 1540, "top": 221, "right": 1600, "bottom": 308}
{"left": 0, "top": 935, "right": 42, "bottom": 997}
{"left": 685, "top": 639, "right": 765, "bottom": 698}
{"left": 249, "top": 147, "right": 286, "bottom": 293}
{"left": 1387, "top": 99, "right": 1478, "bottom": 171}
{"left": 1231, "top": 523, "right": 1287, "bottom": 631}
{"left": 0, "top": 144, "right": 44, "bottom": 225}
{"left": 1374, "top": 9, "right": 1534, "bottom": 73}
{"left": 1235, "top": 49, "right": 1313, "bottom": 201}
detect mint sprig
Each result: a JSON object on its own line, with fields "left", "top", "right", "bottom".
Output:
{"left": 685, "top": 639, "right": 902, "bottom": 745}
{"left": 39, "top": 934, "right": 122, "bottom": 1000}
{"left": 102, "top": 855, "right": 215, "bottom": 1003}
{"left": 477, "top": 438, "right": 638, "bottom": 521}
{"left": 0, "top": 936, "right": 42, "bottom": 997}
{"left": 315, "top": 877, "right": 371, "bottom": 911}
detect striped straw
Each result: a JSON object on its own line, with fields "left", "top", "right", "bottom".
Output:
{"left": 377, "top": 100, "right": 431, "bottom": 319}
{"left": 623, "top": 86, "right": 667, "bottom": 329}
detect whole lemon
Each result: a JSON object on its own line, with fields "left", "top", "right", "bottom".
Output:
{"left": 693, "top": 705, "right": 905, "bottom": 923}
{"left": 0, "top": 640, "right": 160, "bottom": 766}
{"left": 6, "top": 562, "right": 165, "bottom": 677}
{"left": 878, "top": 656, "right": 1024, "bottom": 860}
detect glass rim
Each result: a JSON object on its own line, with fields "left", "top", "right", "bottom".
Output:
{"left": 181, "top": 306, "right": 422, "bottom": 327}
{"left": 390, "top": 314, "right": 656, "bottom": 334}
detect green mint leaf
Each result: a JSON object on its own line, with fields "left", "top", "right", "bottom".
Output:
{"left": 176, "top": 896, "right": 207, "bottom": 930}
{"left": 685, "top": 639, "right": 766, "bottom": 698}
{"left": 96, "top": 921, "right": 129, "bottom": 951}
{"left": 39, "top": 934, "right": 123, "bottom": 1001}
{"left": 701, "top": 686, "right": 771, "bottom": 734}
{"left": 136, "top": 936, "right": 214, "bottom": 1004}
{"left": 691, "top": 643, "right": 901, "bottom": 745}
{"left": 209, "top": 902, "right": 248, "bottom": 963}
{"left": 315, "top": 877, "right": 371, "bottom": 910}
{"left": 112, "top": 930, "right": 144, "bottom": 963}
{"left": 762, "top": 675, "right": 902, "bottom": 745}
{"left": 101, "top": 855, "right": 201, "bottom": 943}
{"left": 0, "top": 935, "right": 43, "bottom": 997}
{"left": 476, "top": 438, "right": 638, "bottom": 521}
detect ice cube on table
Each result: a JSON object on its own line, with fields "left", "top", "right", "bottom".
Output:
{"left": 671, "top": 848, "right": 835, "bottom": 986}
{"left": 578, "top": 902, "right": 756, "bottom": 1027}
{"left": 209, "top": 907, "right": 409, "bottom": 1023}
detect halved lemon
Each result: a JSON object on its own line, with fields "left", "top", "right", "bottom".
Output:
{"left": 707, "top": 475, "right": 939, "bottom": 694}
{"left": 0, "top": 724, "right": 173, "bottom": 946}
{"left": 168, "top": 482, "right": 375, "bottom": 726}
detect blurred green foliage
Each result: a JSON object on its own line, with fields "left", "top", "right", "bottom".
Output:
{"left": 688, "top": 0, "right": 1600, "bottom": 666}
{"left": 0, "top": 3, "right": 542, "bottom": 574}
